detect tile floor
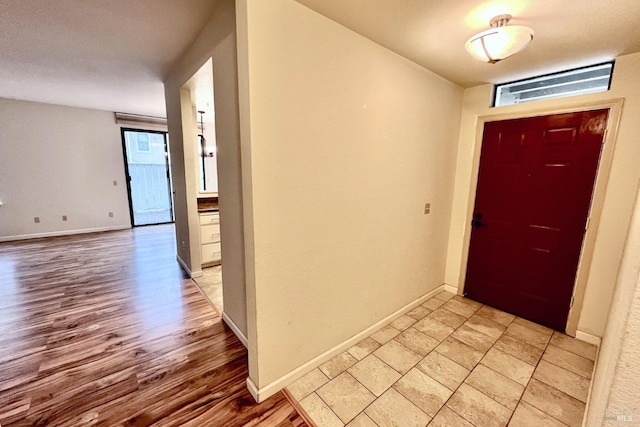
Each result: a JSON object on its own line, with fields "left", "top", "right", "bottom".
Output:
{"left": 287, "top": 291, "right": 598, "bottom": 427}
{"left": 192, "top": 265, "right": 224, "bottom": 314}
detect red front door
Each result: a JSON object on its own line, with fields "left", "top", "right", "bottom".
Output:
{"left": 464, "top": 110, "right": 608, "bottom": 331}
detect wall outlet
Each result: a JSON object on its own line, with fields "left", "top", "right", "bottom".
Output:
{"left": 34, "top": 217, "right": 40, "bottom": 223}
{"left": 62, "top": 215, "right": 68, "bottom": 221}
{"left": 424, "top": 203, "right": 431, "bottom": 214}
{"left": 109, "top": 212, "right": 114, "bottom": 218}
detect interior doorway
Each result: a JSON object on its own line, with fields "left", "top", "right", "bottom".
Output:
{"left": 121, "top": 128, "right": 174, "bottom": 226}
{"left": 463, "top": 109, "right": 609, "bottom": 331}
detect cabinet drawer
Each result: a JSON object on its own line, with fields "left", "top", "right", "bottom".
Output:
{"left": 200, "top": 224, "right": 221, "bottom": 244}
{"left": 201, "top": 242, "right": 222, "bottom": 264}
{"left": 199, "top": 212, "right": 220, "bottom": 226}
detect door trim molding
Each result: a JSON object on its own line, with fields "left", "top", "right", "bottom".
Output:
{"left": 457, "top": 98, "right": 625, "bottom": 336}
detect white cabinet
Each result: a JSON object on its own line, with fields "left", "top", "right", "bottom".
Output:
{"left": 199, "top": 211, "right": 221, "bottom": 266}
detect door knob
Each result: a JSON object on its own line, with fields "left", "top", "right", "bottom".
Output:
{"left": 472, "top": 213, "right": 485, "bottom": 227}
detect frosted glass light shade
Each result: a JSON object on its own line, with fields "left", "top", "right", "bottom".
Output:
{"left": 465, "top": 25, "right": 534, "bottom": 63}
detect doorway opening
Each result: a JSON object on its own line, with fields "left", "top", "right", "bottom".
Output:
{"left": 463, "top": 109, "right": 609, "bottom": 331}
{"left": 121, "top": 128, "right": 174, "bottom": 227}
{"left": 183, "top": 58, "right": 224, "bottom": 315}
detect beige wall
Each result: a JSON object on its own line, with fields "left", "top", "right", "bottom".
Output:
{"left": 586, "top": 183, "right": 640, "bottom": 426}
{"left": 164, "top": 0, "right": 248, "bottom": 334}
{"left": 0, "top": 98, "right": 131, "bottom": 240}
{"left": 237, "top": 0, "right": 463, "bottom": 389}
{"left": 445, "top": 52, "right": 640, "bottom": 337}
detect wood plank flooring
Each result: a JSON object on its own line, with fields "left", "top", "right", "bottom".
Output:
{"left": 0, "top": 225, "right": 306, "bottom": 426}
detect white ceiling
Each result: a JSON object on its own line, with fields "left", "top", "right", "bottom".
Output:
{"left": 0, "top": 0, "right": 216, "bottom": 117}
{"left": 2, "top": 1, "right": 639, "bottom": 117}
{"left": 296, "top": 0, "right": 640, "bottom": 88}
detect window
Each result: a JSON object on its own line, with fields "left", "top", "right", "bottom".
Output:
{"left": 136, "top": 133, "right": 150, "bottom": 152}
{"left": 494, "top": 62, "right": 614, "bottom": 107}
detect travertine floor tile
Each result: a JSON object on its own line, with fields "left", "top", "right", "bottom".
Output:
{"left": 521, "top": 379, "right": 585, "bottom": 427}
{"left": 417, "top": 351, "right": 470, "bottom": 391}
{"left": 429, "top": 406, "right": 474, "bottom": 427}
{"left": 513, "top": 317, "right": 554, "bottom": 337}
{"left": 481, "top": 348, "right": 535, "bottom": 386}
{"left": 320, "top": 352, "right": 358, "bottom": 379}
{"left": 542, "top": 345, "right": 594, "bottom": 379}
{"left": 293, "top": 300, "right": 596, "bottom": 427}
{"left": 476, "top": 305, "right": 516, "bottom": 327}
{"left": 347, "top": 337, "right": 381, "bottom": 361}
{"left": 533, "top": 360, "right": 590, "bottom": 402}
{"left": 348, "top": 355, "right": 400, "bottom": 397}
{"left": 428, "top": 307, "right": 466, "bottom": 329}
{"left": 393, "top": 368, "right": 452, "bottom": 417}
{"left": 406, "top": 305, "right": 432, "bottom": 320}
{"left": 374, "top": 340, "right": 422, "bottom": 374}
{"left": 452, "top": 295, "right": 483, "bottom": 310}
{"left": 413, "top": 317, "right": 455, "bottom": 341}
{"left": 493, "top": 334, "right": 544, "bottom": 366}
{"left": 370, "top": 325, "right": 401, "bottom": 345}
{"left": 549, "top": 332, "right": 597, "bottom": 361}
{"left": 391, "top": 315, "right": 417, "bottom": 331}
{"left": 465, "top": 314, "right": 507, "bottom": 339}
{"left": 395, "top": 327, "right": 439, "bottom": 356}
{"left": 443, "top": 299, "right": 479, "bottom": 318}
{"left": 287, "top": 368, "right": 329, "bottom": 401}
{"left": 422, "top": 297, "right": 445, "bottom": 310}
{"left": 465, "top": 364, "right": 524, "bottom": 410}
{"left": 433, "top": 290, "right": 456, "bottom": 301}
{"left": 346, "top": 412, "right": 377, "bottom": 427}
{"left": 365, "top": 388, "right": 431, "bottom": 427}
{"left": 300, "top": 393, "right": 344, "bottom": 427}
{"left": 452, "top": 323, "right": 496, "bottom": 353}
{"left": 317, "top": 372, "right": 376, "bottom": 423}
{"left": 435, "top": 337, "right": 484, "bottom": 370}
{"left": 505, "top": 323, "right": 551, "bottom": 349}
{"left": 509, "top": 401, "right": 569, "bottom": 427}
{"left": 447, "top": 383, "right": 512, "bottom": 427}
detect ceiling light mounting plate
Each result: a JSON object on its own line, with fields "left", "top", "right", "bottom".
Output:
{"left": 490, "top": 14, "right": 512, "bottom": 28}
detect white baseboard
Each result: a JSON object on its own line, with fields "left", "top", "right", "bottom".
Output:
{"left": 222, "top": 311, "right": 248, "bottom": 348}
{"left": 444, "top": 283, "right": 460, "bottom": 294}
{"left": 0, "top": 225, "right": 131, "bottom": 242}
{"left": 247, "top": 284, "right": 447, "bottom": 403}
{"left": 246, "top": 377, "right": 260, "bottom": 402}
{"left": 176, "top": 255, "right": 203, "bottom": 278}
{"left": 576, "top": 330, "right": 601, "bottom": 346}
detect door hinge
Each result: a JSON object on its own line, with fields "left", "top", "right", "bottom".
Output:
{"left": 570, "top": 295, "right": 575, "bottom": 309}
{"left": 585, "top": 216, "right": 590, "bottom": 232}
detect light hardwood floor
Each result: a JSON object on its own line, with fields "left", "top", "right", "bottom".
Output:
{"left": 0, "top": 225, "right": 306, "bottom": 426}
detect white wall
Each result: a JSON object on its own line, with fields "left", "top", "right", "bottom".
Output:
{"left": 445, "top": 52, "right": 640, "bottom": 338}
{"left": 0, "top": 98, "right": 131, "bottom": 240}
{"left": 237, "top": 0, "right": 463, "bottom": 391}
{"left": 164, "top": 0, "right": 248, "bottom": 334}
{"left": 586, "top": 182, "right": 640, "bottom": 426}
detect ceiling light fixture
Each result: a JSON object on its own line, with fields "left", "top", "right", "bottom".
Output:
{"left": 465, "top": 14, "right": 533, "bottom": 64}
